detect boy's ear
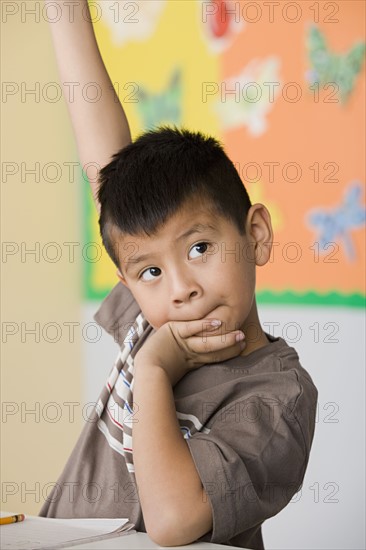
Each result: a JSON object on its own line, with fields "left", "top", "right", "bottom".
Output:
{"left": 116, "top": 268, "right": 129, "bottom": 288}
{"left": 246, "top": 203, "right": 273, "bottom": 266}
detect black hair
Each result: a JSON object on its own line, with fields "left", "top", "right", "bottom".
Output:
{"left": 97, "top": 126, "right": 252, "bottom": 269}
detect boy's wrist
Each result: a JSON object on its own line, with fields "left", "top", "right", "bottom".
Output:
{"left": 133, "top": 323, "right": 189, "bottom": 386}
{"left": 133, "top": 358, "right": 180, "bottom": 387}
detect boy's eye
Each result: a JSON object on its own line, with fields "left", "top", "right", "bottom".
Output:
{"left": 189, "top": 242, "right": 209, "bottom": 259}
{"left": 138, "top": 242, "right": 210, "bottom": 281}
{"left": 139, "top": 267, "right": 161, "bottom": 282}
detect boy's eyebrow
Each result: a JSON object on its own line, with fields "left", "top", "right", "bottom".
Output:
{"left": 174, "top": 222, "right": 218, "bottom": 244}
{"left": 124, "top": 223, "right": 217, "bottom": 272}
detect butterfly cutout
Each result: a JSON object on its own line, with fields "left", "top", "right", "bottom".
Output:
{"left": 100, "top": 1, "right": 166, "bottom": 46}
{"left": 306, "top": 25, "right": 365, "bottom": 104}
{"left": 135, "top": 68, "right": 182, "bottom": 130}
{"left": 214, "top": 56, "right": 281, "bottom": 137}
{"left": 307, "top": 182, "right": 366, "bottom": 261}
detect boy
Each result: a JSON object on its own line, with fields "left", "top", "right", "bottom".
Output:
{"left": 40, "top": 2, "right": 318, "bottom": 548}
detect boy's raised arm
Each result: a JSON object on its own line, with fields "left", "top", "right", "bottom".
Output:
{"left": 45, "top": 0, "right": 131, "bottom": 211}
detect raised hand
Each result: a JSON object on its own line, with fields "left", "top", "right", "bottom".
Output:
{"left": 45, "top": 0, "right": 131, "bottom": 211}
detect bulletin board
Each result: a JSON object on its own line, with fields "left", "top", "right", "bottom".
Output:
{"left": 82, "top": 0, "right": 365, "bottom": 307}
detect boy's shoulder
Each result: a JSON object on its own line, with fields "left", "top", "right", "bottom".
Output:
{"left": 173, "top": 329, "right": 318, "bottom": 421}
{"left": 94, "top": 281, "right": 143, "bottom": 346}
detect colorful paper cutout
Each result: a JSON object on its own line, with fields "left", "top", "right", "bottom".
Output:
{"left": 214, "top": 57, "right": 281, "bottom": 136}
{"left": 307, "top": 182, "right": 366, "bottom": 261}
{"left": 135, "top": 69, "right": 182, "bottom": 130}
{"left": 199, "top": 0, "right": 244, "bottom": 53}
{"left": 100, "top": 0, "right": 166, "bottom": 46}
{"left": 306, "top": 24, "right": 365, "bottom": 104}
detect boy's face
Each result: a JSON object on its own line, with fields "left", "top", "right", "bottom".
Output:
{"left": 115, "top": 199, "right": 272, "bottom": 334}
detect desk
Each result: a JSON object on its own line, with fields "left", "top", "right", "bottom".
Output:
{"left": 64, "top": 531, "right": 245, "bottom": 549}
{"left": 1, "top": 513, "right": 246, "bottom": 550}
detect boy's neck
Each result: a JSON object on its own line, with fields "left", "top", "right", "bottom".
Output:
{"left": 239, "top": 298, "right": 270, "bottom": 356}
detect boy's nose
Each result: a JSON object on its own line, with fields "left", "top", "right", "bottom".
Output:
{"left": 170, "top": 268, "right": 202, "bottom": 305}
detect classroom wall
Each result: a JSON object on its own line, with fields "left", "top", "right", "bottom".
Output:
{"left": 1, "top": 2, "right": 365, "bottom": 549}
{"left": 2, "top": 5, "right": 84, "bottom": 515}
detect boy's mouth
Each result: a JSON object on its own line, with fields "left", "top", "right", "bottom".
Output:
{"left": 182, "top": 305, "right": 221, "bottom": 323}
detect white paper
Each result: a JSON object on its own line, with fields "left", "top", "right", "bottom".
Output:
{"left": 0, "top": 516, "right": 134, "bottom": 550}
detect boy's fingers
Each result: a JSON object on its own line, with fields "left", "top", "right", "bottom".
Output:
{"left": 189, "top": 332, "right": 245, "bottom": 355}
{"left": 173, "top": 318, "right": 223, "bottom": 339}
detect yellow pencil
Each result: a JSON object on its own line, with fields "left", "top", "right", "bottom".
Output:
{"left": 0, "top": 514, "right": 25, "bottom": 525}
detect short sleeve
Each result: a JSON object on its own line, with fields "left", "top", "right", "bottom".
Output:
{"left": 186, "top": 371, "right": 317, "bottom": 544}
{"left": 93, "top": 282, "right": 142, "bottom": 347}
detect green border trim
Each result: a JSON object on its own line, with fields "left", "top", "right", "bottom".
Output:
{"left": 257, "top": 290, "right": 365, "bottom": 308}
{"left": 85, "top": 285, "right": 366, "bottom": 308}
{"left": 82, "top": 170, "right": 108, "bottom": 301}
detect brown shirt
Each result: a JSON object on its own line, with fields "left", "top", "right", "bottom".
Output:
{"left": 39, "top": 283, "right": 318, "bottom": 549}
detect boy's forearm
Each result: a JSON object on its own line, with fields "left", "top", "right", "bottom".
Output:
{"left": 132, "top": 364, "right": 212, "bottom": 546}
{"left": 45, "top": 0, "right": 131, "bottom": 207}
